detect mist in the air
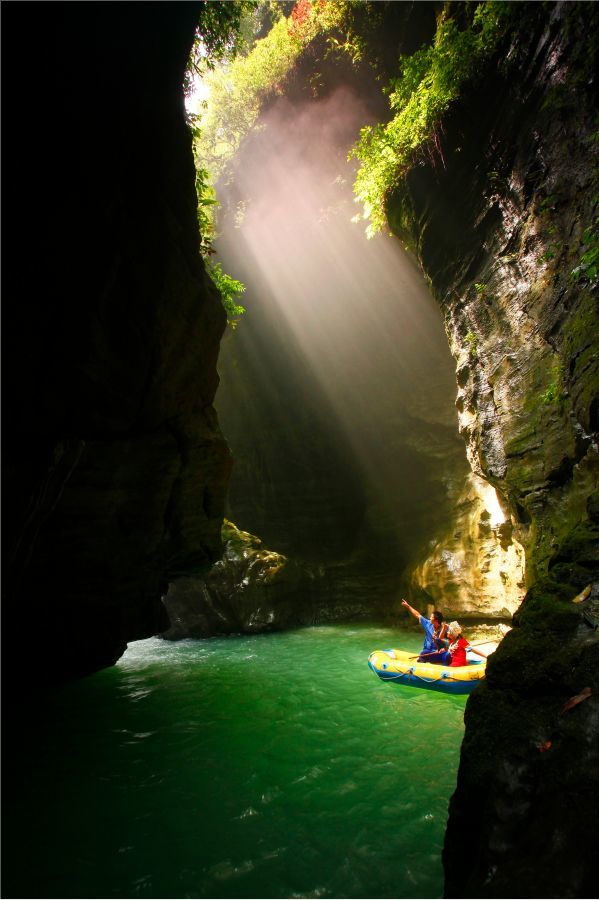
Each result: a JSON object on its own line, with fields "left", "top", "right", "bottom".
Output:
{"left": 214, "top": 86, "right": 468, "bottom": 571}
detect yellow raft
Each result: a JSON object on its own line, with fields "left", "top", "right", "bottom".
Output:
{"left": 368, "top": 646, "right": 495, "bottom": 695}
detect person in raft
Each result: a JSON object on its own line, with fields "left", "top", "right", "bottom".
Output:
{"left": 400, "top": 598, "right": 448, "bottom": 663}
{"left": 440, "top": 621, "right": 487, "bottom": 667}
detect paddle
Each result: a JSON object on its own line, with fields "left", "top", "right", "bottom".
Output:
{"left": 409, "top": 641, "right": 493, "bottom": 660}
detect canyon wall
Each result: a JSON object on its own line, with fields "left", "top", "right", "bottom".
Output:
{"left": 2, "top": 3, "right": 231, "bottom": 680}
{"left": 381, "top": 3, "right": 598, "bottom": 895}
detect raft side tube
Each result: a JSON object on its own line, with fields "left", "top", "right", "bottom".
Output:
{"left": 368, "top": 648, "right": 487, "bottom": 696}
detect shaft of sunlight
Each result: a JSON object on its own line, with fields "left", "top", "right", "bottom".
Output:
{"left": 216, "top": 87, "right": 459, "bottom": 497}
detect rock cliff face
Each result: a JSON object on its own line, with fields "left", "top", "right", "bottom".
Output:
{"left": 382, "top": 3, "right": 598, "bottom": 895}
{"left": 162, "top": 520, "right": 324, "bottom": 638}
{"left": 390, "top": 3, "right": 598, "bottom": 583}
{"left": 411, "top": 473, "right": 526, "bottom": 617}
{"left": 2, "top": 3, "right": 231, "bottom": 680}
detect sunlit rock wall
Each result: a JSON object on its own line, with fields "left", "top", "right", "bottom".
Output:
{"left": 2, "top": 3, "right": 231, "bottom": 680}
{"left": 389, "top": 3, "right": 599, "bottom": 587}
{"left": 411, "top": 473, "right": 525, "bottom": 618}
{"left": 384, "top": 3, "right": 598, "bottom": 896}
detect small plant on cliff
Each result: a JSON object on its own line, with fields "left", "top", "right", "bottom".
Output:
{"left": 465, "top": 330, "right": 478, "bottom": 358}
{"left": 541, "top": 362, "right": 566, "bottom": 405}
{"left": 209, "top": 263, "right": 246, "bottom": 328}
{"left": 474, "top": 282, "right": 495, "bottom": 304}
{"left": 349, "top": 2, "right": 516, "bottom": 236}
{"left": 194, "top": 165, "right": 219, "bottom": 258}
{"left": 570, "top": 217, "right": 599, "bottom": 284}
{"left": 539, "top": 241, "right": 563, "bottom": 264}
{"left": 541, "top": 382, "right": 559, "bottom": 404}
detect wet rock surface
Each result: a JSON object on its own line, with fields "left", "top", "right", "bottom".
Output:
{"left": 444, "top": 580, "right": 599, "bottom": 900}
{"left": 161, "top": 520, "right": 373, "bottom": 638}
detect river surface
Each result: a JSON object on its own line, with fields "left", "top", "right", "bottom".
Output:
{"left": 5, "top": 625, "right": 467, "bottom": 899}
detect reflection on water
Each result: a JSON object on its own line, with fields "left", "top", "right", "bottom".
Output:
{"left": 3, "top": 625, "right": 466, "bottom": 899}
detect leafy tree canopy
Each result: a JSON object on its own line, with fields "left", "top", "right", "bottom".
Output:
{"left": 350, "top": 2, "right": 517, "bottom": 236}
{"left": 189, "top": 0, "right": 372, "bottom": 324}
{"left": 188, "top": 2, "right": 516, "bottom": 320}
{"left": 193, "top": 1, "right": 375, "bottom": 183}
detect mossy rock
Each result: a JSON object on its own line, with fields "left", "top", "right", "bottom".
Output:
{"left": 513, "top": 576, "right": 582, "bottom": 628}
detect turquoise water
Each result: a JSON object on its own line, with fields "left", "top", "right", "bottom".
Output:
{"left": 4, "top": 625, "right": 466, "bottom": 899}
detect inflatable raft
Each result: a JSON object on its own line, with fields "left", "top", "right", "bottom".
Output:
{"left": 368, "top": 644, "right": 497, "bottom": 695}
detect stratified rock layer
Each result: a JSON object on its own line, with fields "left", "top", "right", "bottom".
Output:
{"left": 2, "top": 3, "right": 231, "bottom": 679}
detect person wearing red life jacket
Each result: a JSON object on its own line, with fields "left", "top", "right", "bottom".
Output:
{"left": 442, "top": 621, "right": 487, "bottom": 666}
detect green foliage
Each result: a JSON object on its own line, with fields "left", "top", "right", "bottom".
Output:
{"left": 570, "top": 217, "right": 599, "bottom": 283}
{"left": 541, "top": 382, "right": 559, "bottom": 405}
{"left": 187, "top": 7, "right": 301, "bottom": 329}
{"left": 188, "top": 1, "right": 371, "bottom": 325}
{"left": 350, "top": 2, "right": 516, "bottom": 236}
{"left": 196, "top": 16, "right": 302, "bottom": 180}
{"left": 473, "top": 282, "right": 495, "bottom": 306}
{"left": 194, "top": 165, "right": 218, "bottom": 257}
{"left": 184, "top": 0, "right": 258, "bottom": 95}
{"left": 209, "top": 263, "right": 246, "bottom": 326}
{"left": 186, "top": 2, "right": 258, "bottom": 324}
{"left": 465, "top": 330, "right": 478, "bottom": 357}
{"left": 541, "top": 363, "right": 565, "bottom": 405}
{"left": 539, "top": 240, "right": 563, "bottom": 264}
{"left": 194, "top": 1, "right": 360, "bottom": 183}
{"left": 321, "top": 1, "right": 383, "bottom": 65}
{"left": 537, "top": 194, "right": 558, "bottom": 214}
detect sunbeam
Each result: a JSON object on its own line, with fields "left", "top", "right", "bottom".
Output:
{"left": 214, "top": 87, "right": 469, "bottom": 571}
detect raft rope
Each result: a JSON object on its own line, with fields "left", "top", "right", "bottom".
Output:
{"left": 409, "top": 669, "right": 460, "bottom": 684}
{"left": 378, "top": 670, "right": 482, "bottom": 684}
{"left": 370, "top": 657, "right": 483, "bottom": 684}
{"left": 374, "top": 668, "right": 460, "bottom": 684}
{"left": 377, "top": 650, "right": 482, "bottom": 682}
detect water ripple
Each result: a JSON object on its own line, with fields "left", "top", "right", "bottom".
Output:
{"left": 7, "top": 624, "right": 465, "bottom": 900}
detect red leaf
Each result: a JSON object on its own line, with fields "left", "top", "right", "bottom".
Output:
{"left": 560, "top": 686, "right": 592, "bottom": 714}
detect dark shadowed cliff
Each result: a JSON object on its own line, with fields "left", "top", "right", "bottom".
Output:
{"left": 2, "top": 2, "right": 231, "bottom": 680}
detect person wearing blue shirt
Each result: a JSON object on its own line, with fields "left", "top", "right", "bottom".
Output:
{"left": 401, "top": 598, "right": 448, "bottom": 663}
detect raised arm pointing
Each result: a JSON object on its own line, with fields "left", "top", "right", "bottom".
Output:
{"left": 401, "top": 598, "right": 422, "bottom": 621}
